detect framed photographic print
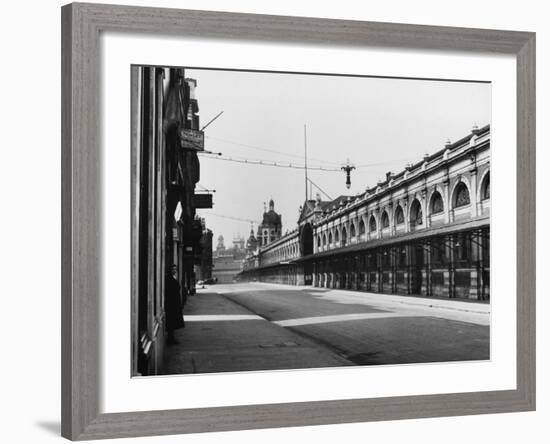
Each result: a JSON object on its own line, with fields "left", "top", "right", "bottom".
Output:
{"left": 61, "top": 2, "right": 535, "bottom": 440}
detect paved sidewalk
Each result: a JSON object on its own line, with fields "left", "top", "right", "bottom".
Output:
{"left": 161, "top": 290, "right": 352, "bottom": 375}
{"left": 253, "top": 282, "right": 490, "bottom": 314}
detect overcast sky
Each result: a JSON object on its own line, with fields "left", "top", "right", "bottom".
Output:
{"left": 188, "top": 68, "right": 491, "bottom": 247}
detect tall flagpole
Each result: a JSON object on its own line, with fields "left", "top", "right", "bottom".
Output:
{"left": 304, "top": 124, "right": 308, "bottom": 202}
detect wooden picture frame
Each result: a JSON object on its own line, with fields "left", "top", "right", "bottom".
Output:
{"left": 61, "top": 2, "right": 535, "bottom": 440}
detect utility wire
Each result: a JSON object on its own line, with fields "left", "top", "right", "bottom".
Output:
{"left": 355, "top": 158, "right": 415, "bottom": 168}
{"left": 201, "top": 152, "right": 413, "bottom": 172}
{"left": 206, "top": 135, "right": 341, "bottom": 166}
{"left": 199, "top": 212, "right": 257, "bottom": 224}
{"left": 201, "top": 153, "right": 341, "bottom": 171}
{"left": 307, "top": 178, "right": 333, "bottom": 201}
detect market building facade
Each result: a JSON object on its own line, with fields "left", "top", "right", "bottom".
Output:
{"left": 239, "top": 125, "right": 490, "bottom": 301}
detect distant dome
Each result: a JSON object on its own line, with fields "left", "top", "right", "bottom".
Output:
{"left": 262, "top": 209, "right": 281, "bottom": 227}
{"left": 263, "top": 199, "right": 281, "bottom": 227}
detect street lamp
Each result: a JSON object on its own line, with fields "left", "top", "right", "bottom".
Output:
{"left": 341, "top": 159, "right": 355, "bottom": 189}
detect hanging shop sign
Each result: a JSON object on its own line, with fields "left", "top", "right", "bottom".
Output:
{"left": 178, "top": 128, "right": 204, "bottom": 151}
{"left": 193, "top": 193, "right": 213, "bottom": 209}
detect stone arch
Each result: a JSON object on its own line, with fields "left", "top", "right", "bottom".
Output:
{"left": 409, "top": 198, "right": 423, "bottom": 227}
{"left": 394, "top": 205, "right": 405, "bottom": 226}
{"left": 381, "top": 210, "right": 390, "bottom": 228}
{"left": 350, "top": 221, "right": 356, "bottom": 238}
{"left": 369, "top": 214, "right": 377, "bottom": 232}
{"left": 358, "top": 218, "right": 366, "bottom": 236}
{"left": 328, "top": 230, "right": 333, "bottom": 245}
{"left": 334, "top": 227, "right": 340, "bottom": 243}
{"left": 429, "top": 189, "right": 444, "bottom": 215}
{"left": 452, "top": 179, "right": 471, "bottom": 209}
{"left": 479, "top": 170, "right": 490, "bottom": 201}
{"left": 341, "top": 226, "right": 348, "bottom": 246}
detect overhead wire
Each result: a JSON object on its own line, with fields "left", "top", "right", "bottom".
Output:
{"left": 205, "top": 135, "right": 341, "bottom": 166}
{"left": 198, "top": 212, "right": 258, "bottom": 224}
{"left": 200, "top": 151, "right": 414, "bottom": 172}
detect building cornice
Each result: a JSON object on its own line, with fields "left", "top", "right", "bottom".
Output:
{"left": 314, "top": 129, "right": 490, "bottom": 227}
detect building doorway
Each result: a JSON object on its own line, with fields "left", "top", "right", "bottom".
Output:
{"left": 300, "top": 223, "right": 314, "bottom": 256}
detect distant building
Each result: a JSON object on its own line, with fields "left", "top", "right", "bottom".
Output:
{"left": 257, "top": 199, "right": 282, "bottom": 246}
{"left": 195, "top": 218, "right": 213, "bottom": 282}
{"left": 246, "top": 226, "right": 259, "bottom": 255}
{"left": 212, "top": 234, "right": 247, "bottom": 283}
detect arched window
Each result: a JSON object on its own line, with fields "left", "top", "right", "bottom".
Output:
{"left": 335, "top": 228, "right": 340, "bottom": 242}
{"left": 410, "top": 199, "right": 423, "bottom": 226}
{"left": 341, "top": 227, "right": 347, "bottom": 246}
{"left": 481, "top": 173, "right": 490, "bottom": 200}
{"left": 322, "top": 234, "right": 327, "bottom": 246}
{"left": 381, "top": 211, "right": 389, "bottom": 228}
{"left": 328, "top": 231, "right": 333, "bottom": 244}
{"left": 358, "top": 219, "right": 365, "bottom": 236}
{"left": 369, "top": 215, "right": 377, "bottom": 232}
{"left": 350, "top": 222, "right": 356, "bottom": 238}
{"left": 317, "top": 235, "right": 321, "bottom": 248}
{"left": 454, "top": 182, "right": 471, "bottom": 208}
{"left": 395, "top": 206, "right": 404, "bottom": 225}
{"left": 430, "top": 191, "right": 444, "bottom": 214}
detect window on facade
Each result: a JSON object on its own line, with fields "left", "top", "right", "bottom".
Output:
{"left": 358, "top": 220, "right": 365, "bottom": 235}
{"left": 335, "top": 229, "right": 340, "bottom": 242}
{"left": 431, "top": 191, "right": 444, "bottom": 214}
{"left": 482, "top": 173, "right": 490, "bottom": 200}
{"left": 398, "top": 247, "right": 407, "bottom": 266}
{"left": 431, "top": 237, "right": 447, "bottom": 265}
{"left": 454, "top": 182, "right": 471, "bottom": 208}
{"left": 381, "top": 211, "right": 389, "bottom": 228}
{"left": 395, "top": 206, "right": 404, "bottom": 225}
{"left": 317, "top": 236, "right": 321, "bottom": 248}
{"left": 328, "top": 232, "right": 333, "bottom": 244}
{"left": 341, "top": 228, "right": 347, "bottom": 246}
{"left": 322, "top": 234, "right": 327, "bottom": 246}
{"left": 410, "top": 200, "right": 423, "bottom": 226}
{"left": 350, "top": 223, "right": 356, "bottom": 237}
{"left": 454, "top": 232, "right": 471, "bottom": 262}
{"left": 369, "top": 216, "right": 377, "bottom": 232}
{"left": 382, "top": 249, "right": 391, "bottom": 267}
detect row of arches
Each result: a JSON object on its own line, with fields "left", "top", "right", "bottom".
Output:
{"left": 262, "top": 239, "right": 300, "bottom": 265}
{"left": 316, "top": 173, "right": 489, "bottom": 250}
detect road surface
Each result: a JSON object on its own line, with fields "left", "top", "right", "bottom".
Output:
{"left": 163, "top": 282, "right": 489, "bottom": 375}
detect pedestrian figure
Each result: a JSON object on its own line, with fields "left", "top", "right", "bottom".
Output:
{"left": 165, "top": 264, "right": 185, "bottom": 345}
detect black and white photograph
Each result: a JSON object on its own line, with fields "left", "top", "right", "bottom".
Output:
{"left": 131, "top": 65, "right": 491, "bottom": 377}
